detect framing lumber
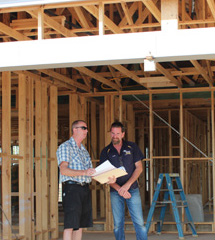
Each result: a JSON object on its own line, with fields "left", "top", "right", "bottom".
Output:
{"left": 104, "top": 95, "right": 114, "bottom": 231}
{"left": 41, "top": 82, "right": 49, "bottom": 239}
{"left": 27, "top": 10, "right": 77, "bottom": 37}
{"left": 142, "top": 0, "right": 161, "bottom": 22}
{"left": 49, "top": 86, "right": 58, "bottom": 239}
{"left": 190, "top": 60, "right": 213, "bottom": 86}
{"left": 2, "top": 72, "right": 12, "bottom": 240}
{"left": 74, "top": 67, "right": 120, "bottom": 91}
{"left": 35, "top": 80, "right": 43, "bottom": 240}
{"left": 211, "top": 91, "right": 215, "bottom": 226}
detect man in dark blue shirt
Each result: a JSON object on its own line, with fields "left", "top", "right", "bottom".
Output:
{"left": 100, "top": 121, "right": 147, "bottom": 240}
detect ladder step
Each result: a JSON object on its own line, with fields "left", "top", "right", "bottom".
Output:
{"left": 156, "top": 201, "right": 172, "bottom": 204}
{"left": 158, "top": 189, "right": 183, "bottom": 192}
{"left": 176, "top": 205, "right": 188, "bottom": 208}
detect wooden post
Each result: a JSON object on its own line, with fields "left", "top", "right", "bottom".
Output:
{"left": 161, "top": 0, "right": 178, "bottom": 31}
{"left": 38, "top": 7, "right": 44, "bottom": 40}
{"left": 149, "top": 93, "right": 154, "bottom": 231}
{"left": 49, "top": 85, "right": 58, "bottom": 239}
{"left": 104, "top": 95, "right": 114, "bottom": 231}
{"left": 41, "top": 82, "right": 49, "bottom": 239}
{"left": 90, "top": 101, "right": 97, "bottom": 219}
{"left": 99, "top": 104, "right": 105, "bottom": 218}
{"left": 69, "top": 94, "right": 78, "bottom": 137}
{"left": 18, "top": 74, "right": 27, "bottom": 239}
{"left": 207, "top": 109, "right": 212, "bottom": 212}
{"left": 211, "top": 90, "right": 215, "bottom": 230}
{"left": 127, "top": 103, "right": 135, "bottom": 142}
{"left": 138, "top": 115, "right": 146, "bottom": 210}
{"left": 26, "top": 77, "right": 34, "bottom": 240}
{"left": 2, "top": 71, "right": 11, "bottom": 240}
{"left": 179, "top": 91, "right": 185, "bottom": 226}
{"left": 99, "top": 2, "right": 104, "bottom": 35}
{"left": 168, "top": 110, "right": 173, "bottom": 173}
{"left": 35, "top": 80, "right": 42, "bottom": 240}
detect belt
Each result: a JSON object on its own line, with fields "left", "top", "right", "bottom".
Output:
{"left": 63, "top": 180, "right": 89, "bottom": 186}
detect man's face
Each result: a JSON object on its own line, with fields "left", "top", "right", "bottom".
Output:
{"left": 111, "top": 127, "right": 125, "bottom": 145}
{"left": 74, "top": 122, "right": 88, "bottom": 139}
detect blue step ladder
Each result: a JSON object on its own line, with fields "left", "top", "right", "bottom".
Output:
{"left": 146, "top": 173, "right": 198, "bottom": 239}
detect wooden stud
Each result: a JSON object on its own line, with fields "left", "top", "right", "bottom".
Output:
{"left": 35, "top": 80, "right": 42, "bottom": 240}
{"left": 49, "top": 85, "right": 58, "bottom": 239}
{"left": 69, "top": 94, "right": 78, "bottom": 137}
{"left": 99, "top": 104, "right": 105, "bottom": 218}
{"left": 104, "top": 95, "right": 114, "bottom": 231}
{"left": 41, "top": 82, "right": 48, "bottom": 239}
{"left": 18, "top": 73, "right": 27, "bottom": 239}
{"left": 211, "top": 90, "right": 215, "bottom": 230}
{"left": 2, "top": 71, "right": 11, "bottom": 240}
{"left": 149, "top": 92, "right": 154, "bottom": 231}
{"left": 90, "top": 101, "right": 97, "bottom": 219}
{"left": 127, "top": 103, "right": 135, "bottom": 142}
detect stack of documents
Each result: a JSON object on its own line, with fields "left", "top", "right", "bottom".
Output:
{"left": 92, "top": 160, "right": 127, "bottom": 184}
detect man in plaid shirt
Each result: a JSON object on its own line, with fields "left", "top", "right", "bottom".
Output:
{"left": 57, "top": 120, "right": 96, "bottom": 240}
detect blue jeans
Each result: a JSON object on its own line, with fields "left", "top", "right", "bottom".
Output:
{"left": 110, "top": 188, "right": 147, "bottom": 240}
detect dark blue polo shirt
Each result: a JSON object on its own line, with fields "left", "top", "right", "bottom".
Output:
{"left": 100, "top": 140, "right": 144, "bottom": 191}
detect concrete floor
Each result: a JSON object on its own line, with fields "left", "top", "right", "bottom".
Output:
{"left": 81, "top": 232, "right": 214, "bottom": 240}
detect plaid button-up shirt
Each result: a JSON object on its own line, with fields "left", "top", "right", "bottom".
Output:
{"left": 57, "top": 137, "right": 92, "bottom": 183}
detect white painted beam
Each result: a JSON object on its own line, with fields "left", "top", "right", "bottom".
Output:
{"left": 0, "top": 0, "right": 88, "bottom": 9}
{"left": 0, "top": 27, "right": 215, "bottom": 71}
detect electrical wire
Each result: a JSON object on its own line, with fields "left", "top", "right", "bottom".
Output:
{"left": 132, "top": 94, "right": 213, "bottom": 162}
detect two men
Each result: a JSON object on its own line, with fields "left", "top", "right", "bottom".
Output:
{"left": 57, "top": 120, "right": 147, "bottom": 240}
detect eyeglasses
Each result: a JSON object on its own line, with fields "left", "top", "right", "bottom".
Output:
{"left": 75, "top": 126, "right": 88, "bottom": 130}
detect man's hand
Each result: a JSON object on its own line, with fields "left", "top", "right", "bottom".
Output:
{"left": 85, "top": 168, "right": 96, "bottom": 176}
{"left": 118, "top": 186, "right": 131, "bottom": 199}
{"left": 107, "top": 175, "right": 116, "bottom": 184}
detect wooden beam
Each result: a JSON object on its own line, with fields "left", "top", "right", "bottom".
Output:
{"left": 41, "top": 82, "right": 48, "bottom": 239}
{"left": 74, "top": 67, "right": 121, "bottom": 91}
{"left": 83, "top": 5, "right": 123, "bottom": 34}
{"left": 111, "top": 64, "right": 144, "bottom": 86}
{"left": 0, "top": 21, "right": 30, "bottom": 40}
{"left": 2, "top": 71, "right": 12, "bottom": 239}
{"left": 73, "top": 7, "right": 91, "bottom": 29}
{"left": 156, "top": 63, "right": 182, "bottom": 88}
{"left": 206, "top": 0, "right": 215, "bottom": 19}
{"left": 10, "top": 16, "right": 65, "bottom": 30}
{"left": 1, "top": 28, "right": 215, "bottom": 72}
{"left": 121, "top": 2, "right": 135, "bottom": 32}
{"left": 27, "top": 10, "right": 76, "bottom": 37}
{"left": 190, "top": 60, "right": 213, "bottom": 86}
{"left": 49, "top": 85, "right": 59, "bottom": 239}
{"left": 141, "top": 0, "right": 161, "bottom": 22}
{"left": 14, "top": 70, "right": 76, "bottom": 90}
{"left": 39, "top": 69, "right": 89, "bottom": 92}
{"left": 35, "top": 80, "right": 42, "bottom": 240}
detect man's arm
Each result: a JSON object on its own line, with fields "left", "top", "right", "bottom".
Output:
{"left": 59, "top": 161, "right": 95, "bottom": 177}
{"left": 117, "top": 160, "right": 143, "bottom": 198}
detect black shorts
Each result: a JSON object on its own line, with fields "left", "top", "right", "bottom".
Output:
{"left": 62, "top": 183, "right": 93, "bottom": 230}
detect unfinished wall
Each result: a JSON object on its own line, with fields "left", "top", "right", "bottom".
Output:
{"left": 0, "top": 72, "right": 58, "bottom": 240}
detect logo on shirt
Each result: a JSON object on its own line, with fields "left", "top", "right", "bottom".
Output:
{"left": 123, "top": 150, "right": 131, "bottom": 155}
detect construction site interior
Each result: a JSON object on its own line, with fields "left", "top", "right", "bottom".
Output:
{"left": 1, "top": 0, "right": 215, "bottom": 239}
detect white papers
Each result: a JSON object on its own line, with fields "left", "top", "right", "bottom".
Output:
{"left": 92, "top": 160, "right": 116, "bottom": 176}
{"left": 92, "top": 160, "right": 128, "bottom": 184}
